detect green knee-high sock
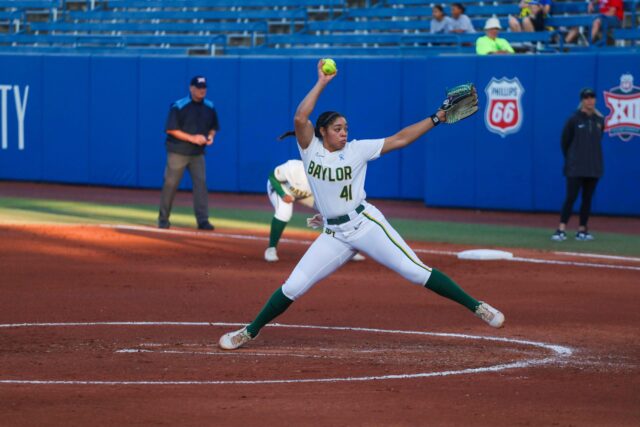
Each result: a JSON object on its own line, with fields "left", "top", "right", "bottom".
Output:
{"left": 269, "top": 217, "right": 288, "bottom": 248}
{"left": 425, "top": 269, "right": 480, "bottom": 312}
{"left": 246, "top": 287, "right": 293, "bottom": 337}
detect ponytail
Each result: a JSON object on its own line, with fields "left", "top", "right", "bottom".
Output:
{"left": 278, "top": 130, "right": 296, "bottom": 140}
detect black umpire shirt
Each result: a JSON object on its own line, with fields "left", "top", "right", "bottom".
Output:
{"left": 165, "top": 96, "right": 219, "bottom": 156}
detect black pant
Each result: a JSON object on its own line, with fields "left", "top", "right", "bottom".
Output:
{"left": 559, "top": 177, "right": 599, "bottom": 227}
{"left": 158, "top": 152, "right": 209, "bottom": 224}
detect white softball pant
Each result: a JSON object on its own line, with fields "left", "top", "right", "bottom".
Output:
{"left": 267, "top": 181, "right": 294, "bottom": 222}
{"left": 281, "top": 203, "right": 433, "bottom": 301}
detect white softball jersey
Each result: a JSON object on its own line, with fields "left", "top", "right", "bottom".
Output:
{"left": 298, "top": 136, "right": 384, "bottom": 219}
{"left": 281, "top": 135, "right": 433, "bottom": 301}
{"left": 274, "top": 159, "right": 313, "bottom": 200}
{"left": 267, "top": 159, "right": 314, "bottom": 222}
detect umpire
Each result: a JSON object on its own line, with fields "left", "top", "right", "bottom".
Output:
{"left": 158, "top": 75, "right": 219, "bottom": 230}
{"left": 551, "top": 87, "right": 604, "bottom": 242}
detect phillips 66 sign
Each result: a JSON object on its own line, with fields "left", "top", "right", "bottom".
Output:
{"left": 484, "top": 77, "right": 524, "bottom": 137}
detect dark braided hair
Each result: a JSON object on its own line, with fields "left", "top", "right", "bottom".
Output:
{"left": 277, "top": 130, "right": 296, "bottom": 140}
{"left": 278, "top": 111, "right": 345, "bottom": 141}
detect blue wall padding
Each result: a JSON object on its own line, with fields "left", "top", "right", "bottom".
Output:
{"left": 89, "top": 56, "right": 139, "bottom": 186}
{"left": 424, "top": 56, "right": 478, "bottom": 208}
{"left": 0, "top": 53, "right": 637, "bottom": 215}
{"left": 42, "top": 56, "right": 91, "bottom": 183}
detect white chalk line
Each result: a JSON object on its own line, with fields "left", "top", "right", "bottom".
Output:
{"left": 103, "top": 224, "right": 640, "bottom": 271}
{"left": 115, "top": 348, "right": 338, "bottom": 360}
{"left": 0, "top": 321, "right": 572, "bottom": 386}
{"left": 128, "top": 343, "right": 394, "bottom": 358}
{"left": 509, "top": 256, "right": 640, "bottom": 271}
{"left": 554, "top": 251, "right": 640, "bottom": 263}
{"left": 0, "top": 359, "right": 557, "bottom": 386}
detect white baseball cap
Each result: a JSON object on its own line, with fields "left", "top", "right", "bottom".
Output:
{"left": 484, "top": 17, "right": 502, "bottom": 30}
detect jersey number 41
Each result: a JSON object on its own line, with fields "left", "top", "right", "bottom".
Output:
{"left": 340, "top": 184, "right": 353, "bottom": 202}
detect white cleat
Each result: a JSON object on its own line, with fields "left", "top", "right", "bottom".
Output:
{"left": 351, "top": 253, "right": 366, "bottom": 262}
{"left": 475, "top": 302, "right": 505, "bottom": 328}
{"left": 264, "top": 247, "right": 279, "bottom": 262}
{"left": 218, "top": 327, "right": 254, "bottom": 350}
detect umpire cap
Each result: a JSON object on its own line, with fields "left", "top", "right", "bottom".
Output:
{"left": 190, "top": 76, "right": 207, "bottom": 88}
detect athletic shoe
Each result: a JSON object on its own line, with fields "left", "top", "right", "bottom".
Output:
{"left": 351, "top": 253, "right": 366, "bottom": 262}
{"left": 264, "top": 247, "right": 279, "bottom": 262}
{"left": 219, "top": 326, "right": 254, "bottom": 350}
{"left": 575, "top": 231, "right": 594, "bottom": 241}
{"left": 197, "top": 221, "right": 215, "bottom": 231}
{"left": 550, "top": 230, "right": 566, "bottom": 241}
{"left": 158, "top": 220, "right": 170, "bottom": 229}
{"left": 475, "top": 302, "right": 505, "bottom": 328}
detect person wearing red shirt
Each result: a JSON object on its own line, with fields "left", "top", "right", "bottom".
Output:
{"left": 590, "top": 0, "right": 624, "bottom": 43}
{"left": 565, "top": 0, "right": 623, "bottom": 44}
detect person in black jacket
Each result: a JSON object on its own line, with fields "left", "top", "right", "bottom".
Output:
{"left": 551, "top": 87, "right": 604, "bottom": 242}
{"left": 158, "top": 76, "right": 219, "bottom": 230}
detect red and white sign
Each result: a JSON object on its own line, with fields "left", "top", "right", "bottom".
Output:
{"left": 603, "top": 73, "right": 640, "bottom": 142}
{"left": 484, "top": 77, "right": 524, "bottom": 137}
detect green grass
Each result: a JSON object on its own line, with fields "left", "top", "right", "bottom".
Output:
{"left": 387, "top": 219, "right": 640, "bottom": 256}
{"left": 1, "top": 196, "right": 639, "bottom": 257}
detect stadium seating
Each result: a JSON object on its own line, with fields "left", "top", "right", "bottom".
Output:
{"left": 613, "top": 27, "right": 640, "bottom": 42}
{"left": 0, "top": 0, "right": 61, "bottom": 22}
{"left": 0, "top": 11, "right": 24, "bottom": 33}
{"left": 0, "top": 0, "right": 637, "bottom": 55}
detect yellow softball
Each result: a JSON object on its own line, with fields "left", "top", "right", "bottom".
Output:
{"left": 321, "top": 58, "right": 337, "bottom": 75}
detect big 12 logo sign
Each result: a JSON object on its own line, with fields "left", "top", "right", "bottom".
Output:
{"left": 484, "top": 77, "right": 524, "bottom": 137}
{"left": 603, "top": 73, "right": 640, "bottom": 142}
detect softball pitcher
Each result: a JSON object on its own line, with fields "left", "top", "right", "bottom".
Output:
{"left": 220, "top": 60, "right": 503, "bottom": 350}
{"left": 265, "top": 159, "right": 365, "bottom": 263}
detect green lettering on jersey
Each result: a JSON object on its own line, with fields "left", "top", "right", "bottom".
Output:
{"left": 307, "top": 163, "right": 351, "bottom": 182}
{"left": 313, "top": 164, "right": 322, "bottom": 179}
{"left": 340, "top": 184, "right": 353, "bottom": 201}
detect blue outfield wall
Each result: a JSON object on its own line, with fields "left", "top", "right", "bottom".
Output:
{"left": 0, "top": 53, "right": 638, "bottom": 215}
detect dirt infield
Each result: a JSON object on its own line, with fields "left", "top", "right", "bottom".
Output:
{"left": 0, "top": 224, "right": 638, "bottom": 426}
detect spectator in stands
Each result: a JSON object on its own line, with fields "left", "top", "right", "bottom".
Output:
{"left": 158, "top": 76, "right": 219, "bottom": 231}
{"left": 590, "top": 0, "right": 623, "bottom": 43}
{"left": 551, "top": 88, "right": 604, "bottom": 242}
{"left": 476, "top": 17, "right": 515, "bottom": 54}
{"left": 565, "top": 0, "right": 623, "bottom": 44}
{"left": 430, "top": 4, "right": 453, "bottom": 34}
{"left": 509, "top": 0, "right": 552, "bottom": 32}
{"left": 449, "top": 3, "right": 475, "bottom": 34}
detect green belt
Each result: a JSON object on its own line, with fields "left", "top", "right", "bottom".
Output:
{"left": 326, "top": 204, "right": 365, "bottom": 225}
